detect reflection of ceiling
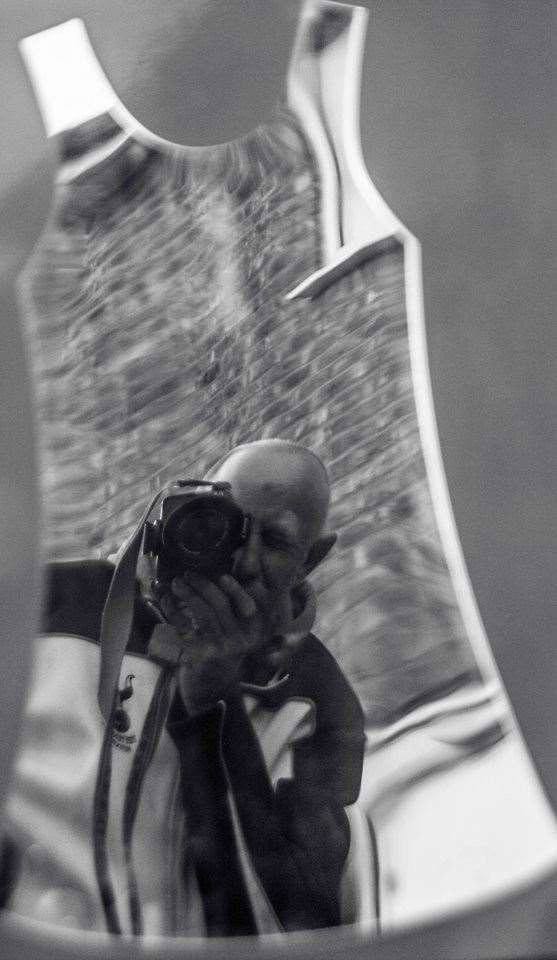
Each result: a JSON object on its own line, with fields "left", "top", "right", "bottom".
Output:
{"left": 362, "top": 680, "right": 557, "bottom": 930}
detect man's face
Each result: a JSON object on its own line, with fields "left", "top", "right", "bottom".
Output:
{"left": 212, "top": 449, "right": 323, "bottom": 632}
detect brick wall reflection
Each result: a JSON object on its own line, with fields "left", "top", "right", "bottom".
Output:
{"left": 20, "top": 110, "right": 480, "bottom": 723}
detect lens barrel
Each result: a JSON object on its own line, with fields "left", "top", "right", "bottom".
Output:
{"left": 159, "top": 492, "right": 246, "bottom": 577}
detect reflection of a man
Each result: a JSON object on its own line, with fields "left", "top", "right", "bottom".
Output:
{"left": 2, "top": 439, "right": 365, "bottom": 936}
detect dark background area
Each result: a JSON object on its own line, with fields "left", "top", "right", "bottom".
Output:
{"left": 0, "top": 1, "right": 555, "bottom": 954}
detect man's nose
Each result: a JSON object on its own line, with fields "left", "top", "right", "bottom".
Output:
{"left": 232, "top": 528, "right": 261, "bottom": 583}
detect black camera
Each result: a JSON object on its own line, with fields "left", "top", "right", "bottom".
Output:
{"left": 143, "top": 480, "right": 250, "bottom": 587}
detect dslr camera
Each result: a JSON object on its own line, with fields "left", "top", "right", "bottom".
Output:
{"left": 142, "top": 479, "right": 250, "bottom": 589}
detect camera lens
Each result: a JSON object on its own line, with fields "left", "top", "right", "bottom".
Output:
{"left": 159, "top": 492, "right": 246, "bottom": 578}
{"left": 175, "top": 505, "right": 229, "bottom": 554}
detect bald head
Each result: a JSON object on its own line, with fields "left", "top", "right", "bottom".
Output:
{"left": 207, "top": 440, "right": 331, "bottom": 548}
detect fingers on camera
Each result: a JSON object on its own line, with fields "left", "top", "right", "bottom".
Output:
{"left": 174, "top": 571, "right": 256, "bottom": 629}
{"left": 218, "top": 574, "right": 257, "bottom": 619}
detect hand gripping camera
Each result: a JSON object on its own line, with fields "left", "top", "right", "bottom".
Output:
{"left": 142, "top": 479, "right": 250, "bottom": 590}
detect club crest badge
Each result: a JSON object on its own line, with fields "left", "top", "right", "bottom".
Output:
{"left": 111, "top": 674, "right": 137, "bottom": 751}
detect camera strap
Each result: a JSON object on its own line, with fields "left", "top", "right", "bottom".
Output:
{"left": 98, "top": 478, "right": 229, "bottom": 720}
{"left": 97, "top": 490, "right": 163, "bottom": 721}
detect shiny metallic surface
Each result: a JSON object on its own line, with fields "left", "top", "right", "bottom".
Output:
{"left": 1, "top": 1, "right": 555, "bottom": 956}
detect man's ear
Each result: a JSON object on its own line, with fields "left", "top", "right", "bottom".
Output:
{"left": 302, "top": 533, "right": 337, "bottom": 578}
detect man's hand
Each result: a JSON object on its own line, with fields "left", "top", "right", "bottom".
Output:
{"left": 158, "top": 572, "right": 269, "bottom": 715}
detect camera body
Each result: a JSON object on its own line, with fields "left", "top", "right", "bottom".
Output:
{"left": 143, "top": 480, "right": 250, "bottom": 588}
